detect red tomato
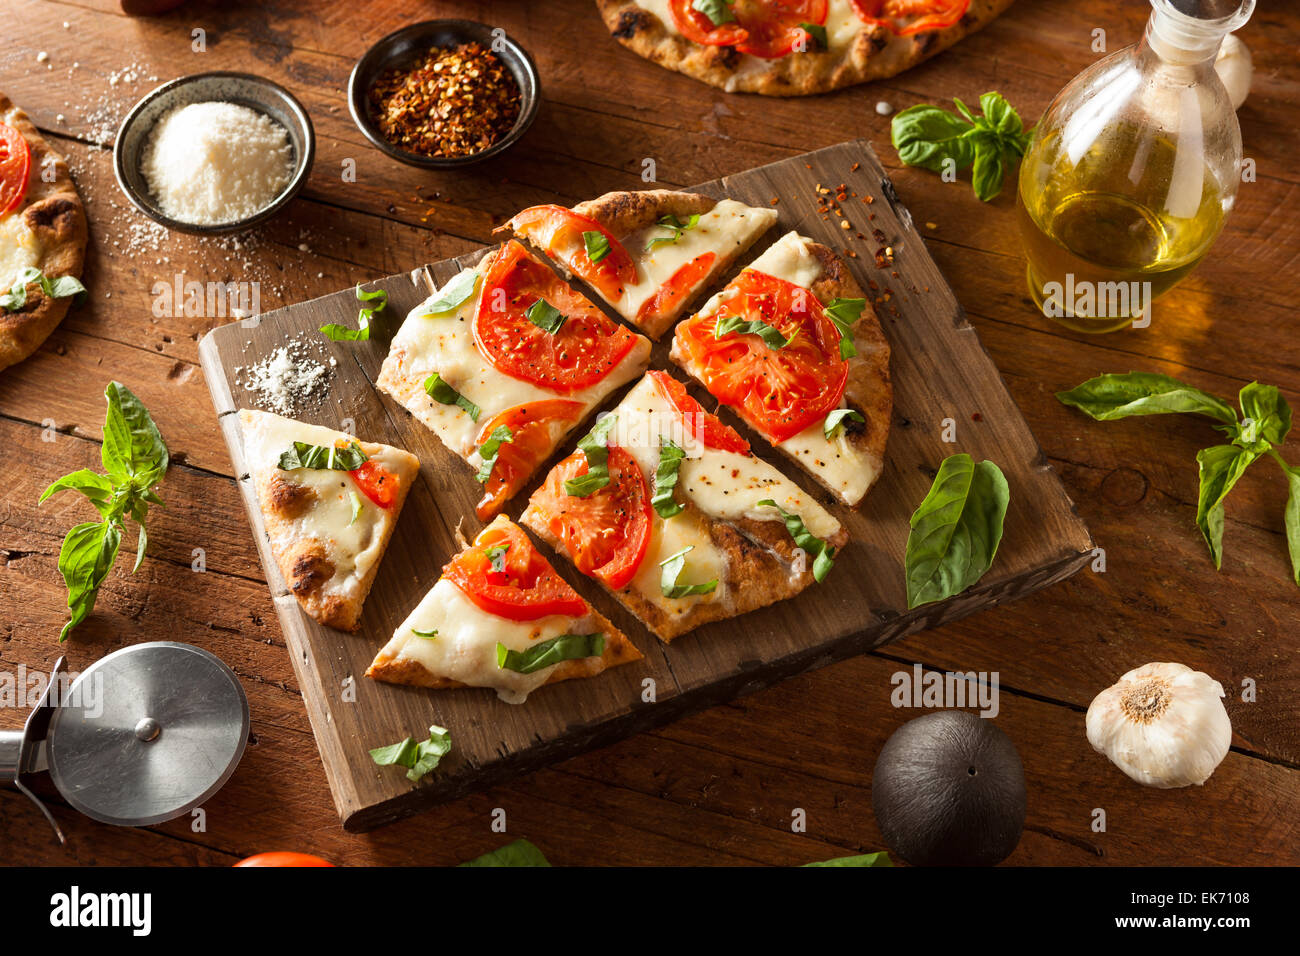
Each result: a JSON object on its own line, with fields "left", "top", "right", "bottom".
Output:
{"left": 636, "top": 250, "right": 716, "bottom": 325}
{"left": 674, "top": 269, "right": 848, "bottom": 444}
{"left": 475, "top": 241, "right": 639, "bottom": 393}
{"left": 849, "top": 0, "right": 969, "bottom": 35}
{"left": 474, "top": 399, "right": 586, "bottom": 521}
{"left": 349, "top": 459, "right": 398, "bottom": 508}
{"left": 0, "top": 123, "right": 31, "bottom": 216}
{"left": 234, "top": 852, "right": 334, "bottom": 867}
{"left": 531, "top": 446, "right": 651, "bottom": 591}
{"left": 506, "top": 205, "right": 635, "bottom": 303}
{"left": 670, "top": 0, "right": 828, "bottom": 59}
{"left": 647, "top": 370, "right": 750, "bottom": 455}
{"left": 444, "top": 519, "right": 588, "bottom": 622}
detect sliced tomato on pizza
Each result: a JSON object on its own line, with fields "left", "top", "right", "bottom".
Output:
{"left": 522, "top": 371, "right": 849, "bottom": 642}
{"left": 366, "top": 516, "right": 642, "bottom": 703}
{"left": 377, "top": 240, "right": 651, "bottom": 520}
{"left": 670, "top": 231, "right": 892, "bottom": 507}
{"left": 501, "top": 189, "right": 777, "bottom": 339}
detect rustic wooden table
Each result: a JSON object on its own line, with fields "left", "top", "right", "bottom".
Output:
{"left": 2, "top": 0, "right": 1297, "bottom": 867}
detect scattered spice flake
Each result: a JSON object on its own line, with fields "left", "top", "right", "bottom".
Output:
{"left": 925, "top": 221, "right": 938, "bottom": 230}
{"left": 851, "top": 162, "right": 861, "bottom": 171}
{"left": 972, "top": 412, "right": 984, "bottom": 422}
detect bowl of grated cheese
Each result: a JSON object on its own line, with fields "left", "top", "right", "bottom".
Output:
{"left": 113, "top": 72, "right": 315, "bottom": 234}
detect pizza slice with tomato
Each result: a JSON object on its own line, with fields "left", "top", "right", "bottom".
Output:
{"left": 597, "top": 1, "right": 1015, "bottom": 96}
{"left": 522, "top": 370, "right": 848, "bottom": 642}
{"left": 366, "top": 515, "right": 642, "bottom": 703}
{"left": 239, "top": 409, "right": 420, "bottom": 632}
{"left": 500, "top": 190, "right": 777, "bottom": 339}
{"left": 377, "top": 240, "right": 651, "bottom": 521}
{"left": 670, "top": 230, "right": 891, "bottom": 507}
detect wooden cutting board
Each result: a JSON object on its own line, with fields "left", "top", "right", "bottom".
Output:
{"left": 198, "top": 139, "right": 1093, "bottom": 832}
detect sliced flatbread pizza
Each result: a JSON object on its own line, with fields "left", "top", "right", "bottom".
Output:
{"left": 377, "top": 239, "right": 651, "bottom": 520}
{"left": 367, "top": 515, "right": 642, "bottom": 703}
{"left": 521, "top": 371, "right": 848, "bottom": 642}
{"left": 670, "top": 230, "right": 891, "bottom": 507}
{"left": 501, "top": 190, "right": 777, "bottom": 339}
{"left": 239, "top": 409, "right": 419, "bottom": 632}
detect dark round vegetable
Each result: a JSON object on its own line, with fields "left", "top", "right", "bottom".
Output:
{"left": 872, "top": 710, "right": 1026, "bottom": 866}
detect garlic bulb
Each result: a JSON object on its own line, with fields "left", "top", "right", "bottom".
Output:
{"left": 1215, "top": 34, "right": 1252, "bottom": 111}
{"left": 1085, "top": 662, "right": 1231, "bottom": 788}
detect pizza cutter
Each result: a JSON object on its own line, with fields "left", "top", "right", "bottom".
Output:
{"left": 0, "top": 642, "right": 250, "bottom": 842}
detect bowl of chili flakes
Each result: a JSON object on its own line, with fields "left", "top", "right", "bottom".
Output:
{"left": 348, "top": 19, "right": 540, "bottom": 169}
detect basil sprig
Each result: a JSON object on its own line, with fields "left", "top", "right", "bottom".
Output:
{"left": 1058, "top": 372, "right": 1300, "bottom": 580}
{"left": 824, "top": 408, "right": 865, "bottom": 440}
{"left": 424, "top": 372, "right": 481, "bottom": 421}
{"left": 652, "top": 439, "right": 686, "bottom": 519}
{"left": 891, "top": 91, "right": 1032, "bottom": 202}
{"left": 320, "top": 283, "right": 388, "bottom": 341}
{"left": 348, "top": 490, "right": 364, "bottom": 525}
{"left": 659, "top": 546, "right": 718, "bottom": 598}
{"left": 0, "top": 267, "right": 86, "bottom": 312}
{"left": 458, "top": 839, "right": 551, "bottom": 868}
{"left": 823, "top": 298, "right": 863, "bottom": 360}
{"left": 904, "top": 454, "right": 1009, "bottom": 609}
{"left": 803, "top": 851, "right": 892, "bottom": 868}
{"left": 278, "top": 439, "right": 367, "bottom": 471}
{"left": 369, "top": 725, "right": 452, "bottom": 783}
{"left": 475, "top": 425, "right": 514, "bottom": 484}
{"left": 496, "top": 633, "right": 606, "bottom": 674}
{"left": 758, "top": 499, "right": 836, "bottom": 583}
{"left": 564, "top": 414, "right": 617, "bottom": 498}
{"left": 525, "top": 298, "right": 566, "bottom": 334}
{"left": 714, "top": 314, "right": 791, "bottom": 350}
{"left": 646, "top": 213, "right": 702, "bottom": 251}
{"left": 420, "top": 270, "right": 480, "bottom": 317}
{"left": 411, "top": 627, "right": 438, "bottom": 639}
{"left": 691, "top": 0, "right": 734, "bottom": 26}
{"left": 583, "top": 231, "right": 611, "bottom": 265}
{"left": 799, "top": 23, "right": 828, "bottom": 50}
{"left": 39, "top": 382, "right": 168, "bottom": 642}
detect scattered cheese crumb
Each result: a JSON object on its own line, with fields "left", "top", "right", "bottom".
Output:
{"left": 875, "top": 101, "right": 893, "bottom": 116}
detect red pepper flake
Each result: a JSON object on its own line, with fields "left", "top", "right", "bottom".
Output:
{"left": 972, "top": 412, "right": 984, "bottom": 422}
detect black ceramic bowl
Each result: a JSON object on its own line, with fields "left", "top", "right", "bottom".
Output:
{"left": 347, "top": 19, "right": 540, "bottom": 169}
{"left": 113, "top": 72, "right": 315, "bottom": 235}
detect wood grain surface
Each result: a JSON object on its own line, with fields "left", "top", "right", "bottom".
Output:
{"left": 1, "top": 0, "right": 1297, "bottom": 865}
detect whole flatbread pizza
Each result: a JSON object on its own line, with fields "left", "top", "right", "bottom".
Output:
{"left": 596, "top": 0, "right": 1016, "bottom": 95}
{"left": 0, "top": 93, "right": 88, "bottom": 372}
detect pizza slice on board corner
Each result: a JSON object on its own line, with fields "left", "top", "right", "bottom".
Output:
{"left": 239, "top": 408, "right": 420, "bottom": 632}
{"left": 366, "top": 514, "right": 643, "bottom": 704}
{"left": 521, "top": 369, "right": 849, "bottom": 643}
{"left": 500, "top": 189, "right": 777, "bottom": 339}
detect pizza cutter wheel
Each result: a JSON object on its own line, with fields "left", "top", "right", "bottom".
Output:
{"left": 0, "top": 642, "right": 250, "bottom": 842}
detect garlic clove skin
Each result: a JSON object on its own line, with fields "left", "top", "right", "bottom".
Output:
{"left": 1085, "top": 662, "right": 1232, "bottom": 789}
{"left": 1215, "top": 34, "right": 1252, "bottom": 111}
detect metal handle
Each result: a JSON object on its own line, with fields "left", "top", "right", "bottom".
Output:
{"left": 3, "top": 658, "right": 67, "bottom": 844}
{"left": 0, "top": 729, "right": 22, "bottom": 786}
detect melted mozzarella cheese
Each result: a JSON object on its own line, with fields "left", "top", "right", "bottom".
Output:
{"left": 378, "top": 578, "right": 593, "bottom": 704}
{"left": 379, "top": 269, "right": 650, "bottom": 461}
{"left": 639, "top": 1, "right": 861, "bottom": 49}
{"left": 630, "top": 508, "right": 728, "bottom": 618}
{"left": 240, "top": 410, "right": 406, "bottom": 595}
{"left": 746, "top": 230, "right": 823, "bottom": 287}
{"left": 616, "top": 199, "right": 777, "bottom": 318}
{"left": 0, "top": 214, "right": 42, "bottom": 289}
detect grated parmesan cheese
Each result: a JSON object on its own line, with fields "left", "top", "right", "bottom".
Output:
{"left": 140, "top": 101, "right": 294, "bottom": 226}
{"left": 235, "top": 338, "right": 329, "bottom": 417}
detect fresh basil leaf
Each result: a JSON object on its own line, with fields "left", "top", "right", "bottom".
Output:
{"left": 102, "top": 381, "right": 169, "bottom": 487}
{"left": 757, "top": 498, "right": 837, "bottom": 583}
{"left": 823, "top": 297, "right": 863, "bottom": 360}
{"left": 1056, "top": 372, "right": 1238, "bottom": 425}
{"left": 475, "top": 425, "right": 514, "bottom": 484}
{"left": 56, "top": 519, "right": 122, "bottom": 642}
{"left": 980, "top": 91, "right": 1022, "bottom": 137}
{"left": 892, "top": 93, "right": 1029, "bottom": 201}
{"left": 652, "top": 439, "right": 686, "bottom": 519}
{"left": 952, "top": 96, "right": 979, "bottom": 126}
{"left": 714, "top": 314, "right": 791, "bottom": 349}
{"left": 583, "top": 231, "right": 611, "bottom": 265}
{"left": 45, "top": 275, "right": 88, "bottom": 299}
{"left": 645, "top": 213, "right": 702, "bottom": 251}
{"left": 131, "top": 513, "right": 149, "bottom": 573}
{"left": 458, "top": 839, "right": 551, "bottom": 868}
{"left": 486, "top": 543, "right": 509, "bottom": 573}
{"left": 348, "top": 490, "right": 363, "bottom": 526}
{"left": 369, "top": 737, "right": 417, "bottom": 767}
{"left": 691, "top": 0, "right": 734, "bottom": 27}
{"left": 803, "top": 851, "right": 893, "bottom": 868}
{"left": 564, "top": 414, "right": 617, "bottom": 498}
{"left": 824, "top": 408, "right": 865, "bottom": 440}
{"left": 891, "top": 104, "right": 976, "bottom": 173}
{"left": 496, "top": 633, "right": 606, "bottom": 674}
{"left": 525, "top": 298, "right": 566, "bottom": 334}
{"left": 1239, "top": 382, "right": 1292, "bottom": 447}
{"left": 0, "top": 267, "right": 86, "bottom": 312}
{"left": 411, "top": 627, "right": 439, "bottom": 639}
{"left": 1278, "top": 458, "right": 1300, "bottom": 586}
{"left": 420, "top": 270, "right": 480, "bottom": 317}
{"left": 370, "top": 724, "right": 452, "bottom": 783}
{"left": 658, "top": 546, "right": 718, "bottom": 598}
{"left": 423, "top": 372, "right": 481, "bottom": 422}
{"left": 277, "top": 440, "right": 368, "bottom": 472}
{"left": 904, "top": 454, "right": 1009, "bottom": 609}
{"left": 39, "top": 469, "right": 116, "bottom": 516}
{"left": 800, "top": 23, "right": 828, "bottom": 50}
{"left": 971, "top": 147, "right": 1006, "bottom": 202}
{"left": 1195, "top": 444, "right": 1258, "bottom": 569}
{"left": 320, "top": 283, "right": 389, "bottom": 341}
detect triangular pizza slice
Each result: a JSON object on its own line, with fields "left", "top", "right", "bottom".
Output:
{"left": 239, "top": 409, "right": 420, "bottom": 631}
{"left": 367, "top": 515, "right": 642, "bottom": 703}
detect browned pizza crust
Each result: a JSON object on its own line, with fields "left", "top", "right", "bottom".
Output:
{"left": 522, "top": 499, "right": 848, "bottom": 643}
{"left": 595, "top": 0, "right": 1017, "bottom": 96}
{"left": 0, "top": 93, "right": 88, "bottom": 372}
